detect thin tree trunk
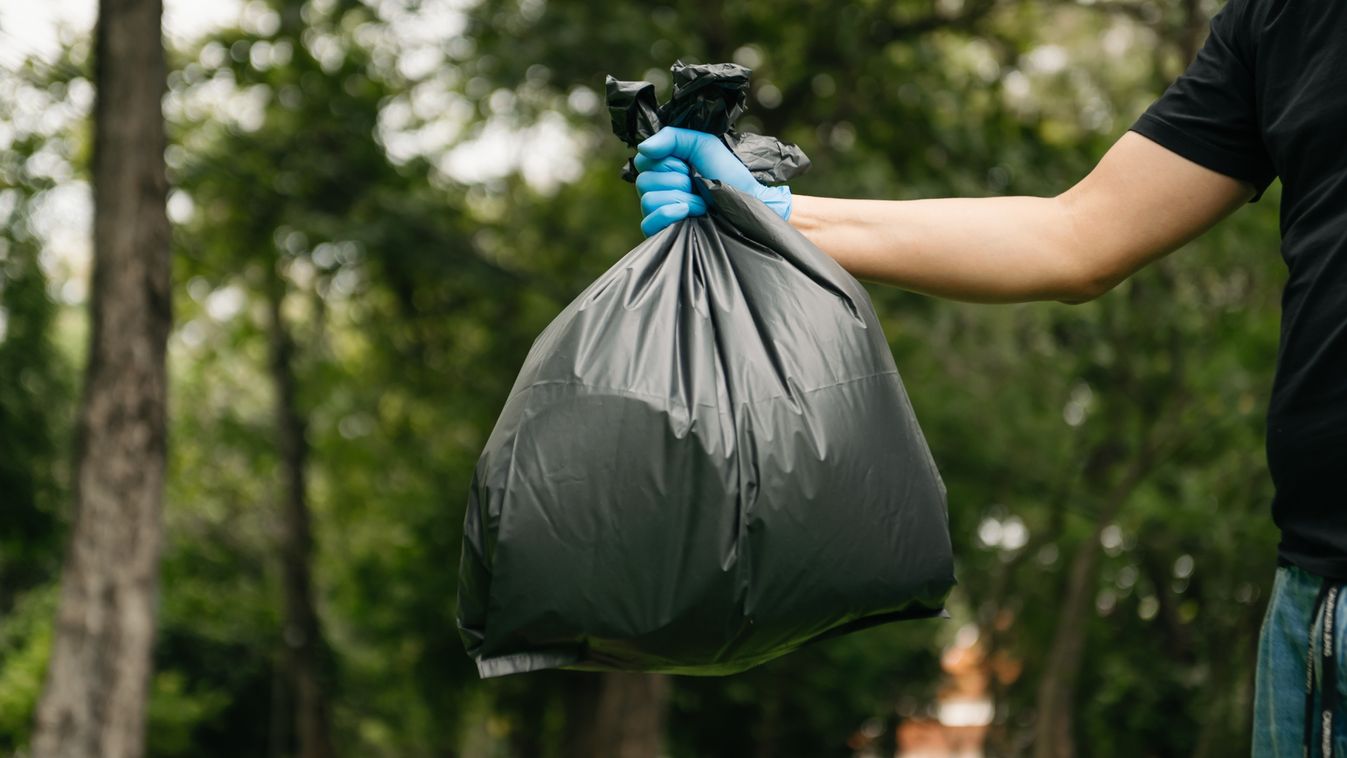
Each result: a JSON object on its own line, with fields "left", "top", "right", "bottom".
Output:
{"left": 1032, "top": 449, "right": 1155, "bottom": 758}
{"left": 1178, "top": 0, "right": 1207, "bottom": 65}
{"left": 31, "top": 0, "right": 171, "bottom": 755}
{"left": 593, "top": 672, "right": 670, "bottom": 758}
{"left": 563, "top": 673, "right": 602, "bottom": 757}
{"left": 753, "top": 686, "right": 782, "bottom": 758}
{"left": 266, "top": 273, "right": 336, "bottom": 758}
{"left": 566, "top": 673, "right": 670, "bottom": 758}
{"left": 1032, "top": 523, "right": 1104, "bottom": 758}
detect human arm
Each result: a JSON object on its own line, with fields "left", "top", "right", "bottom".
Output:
{"left": 786, "top": 131, "right": 1254, "bottom": 304}
{"left": 636, "top": 127, "right": 1255, "bottom": 304}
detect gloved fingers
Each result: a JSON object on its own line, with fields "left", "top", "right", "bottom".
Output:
{"left": 636, "top": 170, "right": 694, "bottom": 194}
{"left": 633, "top": 153, "right": 689, "bottom": 175}
{"left": 640, "top": 202, "right": 696, "bottom": 237}
{"left": 636, "top": 126, "right": 710, "bottom": 162}
{"left": 640, "top": 189, "right": 706, "bottom": 218}
{"left": 639, "top": 126, "right": 755, "bottom": 192}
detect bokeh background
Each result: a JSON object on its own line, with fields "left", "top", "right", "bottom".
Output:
{"left": 0, "top": 0, "right": 1285, "bottom": 755}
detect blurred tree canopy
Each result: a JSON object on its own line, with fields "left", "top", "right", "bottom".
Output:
{"left": 0, "top": 0, "right": 1285, "bottom": 755}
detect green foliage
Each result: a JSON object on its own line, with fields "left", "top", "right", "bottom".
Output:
{"left": 0, "top": 111, "right": 73, "bottom": 614}
{"left": 0, "top": 587, "right": 54, "bottom": 750}
{"left": 0, "top": 56, "right": 79, "bottom": 753}
{"left": 459, "top": 0, "right": 1284, "bottom": 754}
{"left": 0, "top": 0, "right": 1288, "bottom": 754}
{"left": 146, "top": 671, "right": 235, "bottom": 756}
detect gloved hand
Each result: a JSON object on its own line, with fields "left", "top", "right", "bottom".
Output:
{"left": 633, "top": 126, "right": 792, "bottom": 237}
{"left": 633, "top": 154, "right": 707, "bottom": 238}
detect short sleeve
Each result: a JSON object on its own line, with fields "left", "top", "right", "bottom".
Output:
{"left": 1129, "top": 0, "right": 1276, "bottom": 200}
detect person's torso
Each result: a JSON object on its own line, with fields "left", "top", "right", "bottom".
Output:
{"left": 1247, "top": 0, "right": 1347, "bottom": 574}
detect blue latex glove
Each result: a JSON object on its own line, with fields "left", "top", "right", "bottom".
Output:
{"left": 633, "top": 126, "right": 792, "bottom": 237}
{"left": 633, "top": 155, "right": 707, "bottom": 237}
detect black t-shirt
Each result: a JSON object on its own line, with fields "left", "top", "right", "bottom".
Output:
{"left": 1130, "top": 0, "right": 1347, "bottom": 579}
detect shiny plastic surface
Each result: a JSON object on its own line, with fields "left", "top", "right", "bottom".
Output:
{"left": 456, "top": 178, "right": 955, "bottom": 678}
{"left": 611, "top": 61, "right": 810, "bottom": 184}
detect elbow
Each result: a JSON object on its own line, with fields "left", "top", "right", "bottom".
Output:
{"left": 1052, "top": 241, "right": 1128, "bottom": 304}
{"left": 1050, "top": 194, "right": 1125, "bottom": 305}
{"left": 1056, "top": 267, "right": 1120, "bottom": 304}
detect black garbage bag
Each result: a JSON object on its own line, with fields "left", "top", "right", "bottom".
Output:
{"left": 606, "top": 60, "right": 811, "bottom": 183}
{"left": 457, "top": 62, "right": 955, "bottom": 679}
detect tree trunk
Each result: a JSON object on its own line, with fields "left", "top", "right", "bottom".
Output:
{"left": 565, "top": 673, "right": 670, "bottom": 758}
{"left": 31, "top": 0, "right": 171, "bottom": 755}
{"left": 1032, "top": 523, "right": 1104, "bottom": 758}
{"left": 1032, "top": 448, "right": 1155, "bottom": 758}
{"left": 753, "top": 687, "right": 782, "bottom": 758}
{"left": 266, "top": 273, "right": 336, "bottom": 758}
{"left": 563, "top": 673, "right": 602, "bottom": 757}
{"left": 596, "top": 672, "right": 670, "bottom": 758}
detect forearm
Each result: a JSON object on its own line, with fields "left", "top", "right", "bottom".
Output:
{"left": 788, "top": 193, "right": 1094, "bottom": 304}
{"left": 786, "top": 133, "right": 1255, "bottom": 305}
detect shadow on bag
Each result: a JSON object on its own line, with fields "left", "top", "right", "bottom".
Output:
{"left": 457, "top": 61, "right": 956, "bottom": 679}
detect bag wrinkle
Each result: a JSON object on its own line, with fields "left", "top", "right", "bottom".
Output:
{"left": 455, "top": 62, "right": 953, "bottom": 678}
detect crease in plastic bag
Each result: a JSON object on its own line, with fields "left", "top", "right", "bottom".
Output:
{"left": 606, "top": 60, "right": 811, "bottom": 184}
{"left": 456, "top": 62, "right": 954, "bottom": 679}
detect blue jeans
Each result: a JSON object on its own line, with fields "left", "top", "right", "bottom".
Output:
{"left": 1254, "top": 564, "right": 1347, "bottom": 756}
